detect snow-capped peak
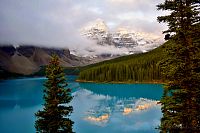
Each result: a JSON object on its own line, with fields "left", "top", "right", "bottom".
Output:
{"left": 79, "top": 19, "right": 164, "bottom": 57}
{"left": 116, "top": 27, "right": 129, "bottom": 35}
{"left": 115, "top": 27, "right": 161, "bottom": 40}
{"left": 81, "top": 18, "right": 108, "bottom": 33}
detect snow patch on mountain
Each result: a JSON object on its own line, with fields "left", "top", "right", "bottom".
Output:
{"left": 79, "top": 19, "right": 164, "bottom": 57}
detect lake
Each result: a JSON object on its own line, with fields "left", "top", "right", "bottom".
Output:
{"left": 0, "top": 76, "right": 163, "bottom": 133}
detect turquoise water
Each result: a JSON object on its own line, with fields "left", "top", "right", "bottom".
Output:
{"left": 0, "top": 76, "right": 163, "bottom": 133}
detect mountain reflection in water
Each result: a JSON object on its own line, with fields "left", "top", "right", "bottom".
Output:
{"left": 71, "top": 87, "right": 162, "bottom": 132}
{"left": 0, "top": 77, "right": 163, "bottom": 133}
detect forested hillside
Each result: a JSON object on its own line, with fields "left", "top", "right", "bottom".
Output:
{"left": 78, "top": 41, "right": 171, "bottom": 83}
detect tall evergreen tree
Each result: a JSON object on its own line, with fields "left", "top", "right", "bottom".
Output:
{"left": 157, "top": 0, "right": 200, "bottom": 132}
{"left": 35, "top": 55, "right": 74, "bottom": 133}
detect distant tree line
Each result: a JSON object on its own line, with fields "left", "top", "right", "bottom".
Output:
{"left": 78, "top": 42, "right": 169, "bottom": 83}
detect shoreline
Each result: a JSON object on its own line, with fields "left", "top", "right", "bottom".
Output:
{"left": 76, "top": 79, "right": 166, "bottom": 85}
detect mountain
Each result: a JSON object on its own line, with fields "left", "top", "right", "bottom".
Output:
{"left": 81, "top": 19, "right": 109, "bottom": 44}
{"left": 78, "top": 40, "right": 172, "bottom": 83}
{"left": 0, "top": 45, "right": 97, "bottom": 75}
{"left": 0, "top": 20, "right": 164, "bottom": 76}
{"left": 80, "top": 19, "right": 163, "bottom": 55}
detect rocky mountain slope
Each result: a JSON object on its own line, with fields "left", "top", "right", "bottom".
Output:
{"left": 0, "top": 45, "right": 97, "bottom": 75}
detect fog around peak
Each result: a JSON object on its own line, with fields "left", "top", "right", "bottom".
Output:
{"left": 0, "top": 0, "right": 166, "bottom": 55}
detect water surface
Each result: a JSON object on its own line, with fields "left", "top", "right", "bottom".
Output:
{"left": 0, "top": 76, "right": 163, "bottom": 133}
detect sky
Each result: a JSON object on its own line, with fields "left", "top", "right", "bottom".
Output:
{"left": 0, "top": 0, "right": 167, "bottom": 49}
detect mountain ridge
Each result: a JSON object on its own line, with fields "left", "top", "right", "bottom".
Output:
{"left": 80, "top": 19, "right": 163, "bottom": 55}
{"left": 0, "top": 45, "right": 96, "bottom": 75}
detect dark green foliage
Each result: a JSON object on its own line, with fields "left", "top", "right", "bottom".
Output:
{"left": 157, "top": 0, "right": 200, "bottom": 132}
{"left": 35, "top": 55, "right": 74, "bottom": 133}
{"left": 63, "top": 67, "right": 80, "bottom": 75}
{"left": 165, "top": 34, "right": 170, "bottom": 40}
{"left": 78, "top": 42, "right": 171, "bottom": 83}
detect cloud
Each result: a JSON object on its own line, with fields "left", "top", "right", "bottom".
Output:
{"left": 0, "top": 0, "right": 98, "bottom": 47}
{"left": 0, "top": 0, "right": 167, "bottom": 50}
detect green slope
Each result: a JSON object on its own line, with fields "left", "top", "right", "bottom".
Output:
{"left": 78, "top": 41, "right": 172, "bottom": 83}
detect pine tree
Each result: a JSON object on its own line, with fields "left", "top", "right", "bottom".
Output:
{"left": 35, "top": 55, "right": 74, "bottom": 133}
{"left": 157, "top": 0, "right": 200, "bottom": 132}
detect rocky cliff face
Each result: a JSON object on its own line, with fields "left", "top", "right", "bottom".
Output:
{"left": 80, "top": 19, "right": 163, "bottom": 54}
{"left": 81, "top": 19, "right": 110, "bottom": 45}
{"left": 0, "top": 45, "right": 94, "bottom": 75}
